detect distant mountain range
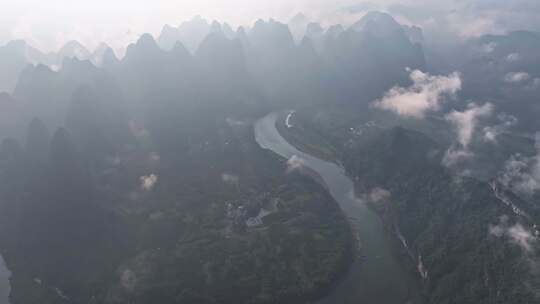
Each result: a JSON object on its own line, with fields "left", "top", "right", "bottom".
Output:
{"left": 0, "top": 10, "right": 539, "bottom": 304}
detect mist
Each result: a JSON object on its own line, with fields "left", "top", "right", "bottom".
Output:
{"left": 3, "top": 0, "right": 540, "bottom": 52}
{"left": 0, "top": 1, "right": 539, "bottom": 304}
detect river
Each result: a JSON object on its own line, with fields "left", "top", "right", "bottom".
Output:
{"left": 254, "top": 112, "right": 418, "bottom": 304}
{"left": 0, "top": 254, "right": 10, "bottom": 304}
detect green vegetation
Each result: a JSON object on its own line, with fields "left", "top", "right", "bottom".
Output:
{"left": 0, "top": 107, "right": 353, "bottom": 304}
{"left": 276, "top": 112, "right": 339, "bottom": 163}
{"left": 277, "top": 107, "right": 540, "bottom": 304}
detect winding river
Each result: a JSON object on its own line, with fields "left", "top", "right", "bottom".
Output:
{"left": 0, "top": 254, "right": 10, "bottom": 304}
{"left": 255, "top": 112, "right": 418, "bottom": 304}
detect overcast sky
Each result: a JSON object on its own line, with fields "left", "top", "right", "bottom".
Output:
{"left": 1, "top": 0, "right": 540, "bottom": 52}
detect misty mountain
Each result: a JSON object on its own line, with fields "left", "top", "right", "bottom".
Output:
{"left": 221, "top": 22, "right": 236, "bottom": 39}
{"left": 245, "top": 19, "right": 315, "bottom": 105}
{"left": 14, "top": 57, "right": 120, "bottom": 132}
{"left": 0, "top": 8, "right": 539, "bottom": 304}
{"left": 0, "top": 93, "right": 20, "bottom": 140}
{"left": 57, "top": 40, "right": 91, "bottom": 62}
{"left": 157, "top": 24, "right": 184, "bottom": 51}
{"left": 355, "top": 129, "right": 539, "bottom": 303}
{"left": 280, "top": 107, "right": 540, "bottom": 303}
{"left": 288, "top": 13, "right": 310, "bottom": 42}
{"left": 304, "top": 22, "right": 325, "bottom": 53}
{"left": 0, "top": 39, "right": 114, "bottom": 94}
{"left": 157, "top": 16, "right": 216, "bottom": 53}
{"left": 0, "top": 41, "right": 32, "bottom": 93}
{"left": 321, "top": 11, "right": 425, "bottom": 103}
{"left": 25, "top": 117, "right": 51, "bottom": 166}
{"left": 90, "top": 43, "right": 116, "bottom": 67}
{"left": 402, "top": 25, "right": 424, "bottom": 45}
{"left": 194, "top": 31, "right": 261, "bottom": 112}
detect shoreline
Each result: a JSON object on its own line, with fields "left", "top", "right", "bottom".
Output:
{"left": 272, "top": 110, "right": 424, "bottom": 303}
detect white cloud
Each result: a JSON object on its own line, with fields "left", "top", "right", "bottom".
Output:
{"left": 387, "top": 0, "right": 540, "bottom": 45}
{"left": 373, "top": 69, "right": 462, "bottom": 119}
{"left": 286, "top": 155, "right": 305, "bottom": 173}
{"left": 368, "top": 187, "right": 391, "bottom": 203}
{"left": 506, "top": 53, "right": 521, "bottom": 62}
{"left": 225, "top": 117, "right": 246, "bottom": 127}
{"left": 129, "top": 120, "right": 150, "bottom": 139}
{"left": 120, "top": 269, "right": 137, "bottom": 292}
{"left": 445, "top": 103, "right": 493, "bottom": 148}
{"left": 148, "top": 152, "right": 160, "bottom": 163}
{"left": 442, "top": 103, "right": 493, "bottom": 168}
{"left": 483, "top": 127, "right": 499, "bottom": 143}
{"left": 347, "top": 187, "right": 391, "bottom": 206}
{"left": 498, "top": 133, "right": 540, "bottom": 197}
{"left": 4, "top": 0, "right": 540, "bottom": 53}
{"left": 454, "top": 17, "right": 498, "bottom": 39}
{"left": 490, "top": 216, "right": 537, "bottom": 253}
{"left": 489, "top": 223, "right": 506, "bottom": 238}
{"left": 442, "top": 147, "right": 474, "bottom": 167}
{"left": 221, "top": 173, "right": 239, "bottom": 184}
{"left": 483, "top": 113, "right": 517, "bottom": 143}
{"left": 499, "top": 153, "right": 540, "bottom": 197}
{"left": 508, "top": 224, "right": 537, "bottom": 252}
{"left": 480, "top": 42, "right": 497, "bottom": 53}
{"left": 140, "top": 174, "right": 158, "bottom": 191}
{"left": 504, "top": 72, "right": 531, "bottom": 84}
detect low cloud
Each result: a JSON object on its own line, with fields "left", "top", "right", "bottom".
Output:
{"left": 225, "top": 118, "right": 246, "bottom": 127}
{"left": 454, "top": 17, "right": 498, "bottom": 38}
{"left": 504, "top": 72, "right": 531, "bottom": 84}
{"left": 286, "top": 155, "right": 305, "bottom": 173}
{"left": 442, "top": 147, "right": 474, "bottom": 168}
{"left": 147, "top": 152, "right": 161, "bottom": 166}
{"left": 129, "top": 120, "right": 150, "bottom": 139}
{"left": 140, "top": 174, "right": 158, "bottom": 191}
{"left": 442, "top": 103, "right": 493, "bottom": 168}
{"left": 483, "top": 113, "right": 517, "bottom": 143}
{"left": 508, "top": 224, "right": 537, "bottom": 252}
{"left": 221, "top": 173, "right": 239, "bottom": 185}
{"left": 499, "top": 154, "right": 540, "bottom": 197}
{"left": 480, "top": 42, "right": 497, "bottom": 53}
{"left": 490, "top": 216, "right": 538, "bottom": 253}
{"left": 347, "top": 187, "right": 391, "bottom": 206}
{"left": 506, "top": 53, "right": 521, "bottom": 62}
{"left": 498, "top": 133, "right": 540, "bottom": 197}
{"left": 488, "top": 216, "right": 507, "bottom": 238}
{"left": 369, "top": 187, "right": 391, "bottom": 204}
{"left": 490, "top": 215, "right": 540, "bottom": 297}
{"left": 120, "top": 269, "right": 137, "bottom": 292}
{"left": 373, "top": 69, "right": 461, "bottom": 119}
{"left": 445, "top": 103, "right": 493, "bottom": 148}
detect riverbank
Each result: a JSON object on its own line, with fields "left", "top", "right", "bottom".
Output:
{"left": 273, "top": 107, "right": 540, "bottom": 303}
{"left": 255, "top": 112, "right": 421, "bottom": 304}
{"left": 276, "top": 109, "right": 424, "bottom": 279}
{"left": 275, "top": 111, "right": 340, "bottom": 164}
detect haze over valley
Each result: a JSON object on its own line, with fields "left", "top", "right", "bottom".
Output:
{"left": 0, "top": 1, "right": 539, "bottom": 303}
